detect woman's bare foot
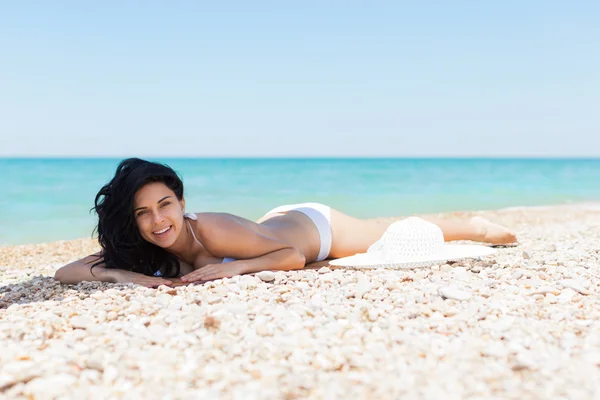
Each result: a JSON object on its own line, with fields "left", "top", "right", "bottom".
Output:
{"left": 469, "top": 216, "right": 517, "bottom": 244}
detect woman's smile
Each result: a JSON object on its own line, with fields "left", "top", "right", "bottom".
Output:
{"left": 152, "top": 225, "right": 173, "bottom": 238}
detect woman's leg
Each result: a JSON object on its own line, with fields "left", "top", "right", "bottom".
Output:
{"left": 419, "top": 216, "right": 516, "bottom": 243}
{"left": 328, "top": 209, "right": 516, "bottom": 259}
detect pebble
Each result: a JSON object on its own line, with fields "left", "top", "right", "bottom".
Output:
{"left": 70, "top": 316, "right": 94, "bottom": 329}
{"left": 451, "top": 267, "right": 470, "bottom": 281}
{"left": 440, "top": 265, "right": 453, "bottom": 273}
{"left": 1, "top": 204, "right": 600, "bottom": 399}
{"left": 545, "top": 293, "right": 558, "bottom": 304}
{"left": 438, "top": 286, "right": 472, "bottom": 301}
{"left": 354, "top": 278, "right": 373, "bottom": 299}
{"left": 367, "top": 309, "right": 379, "bottom": 322}
{"left": 514, "top": 352, "right": 537, "bottom": 370}
{"left": 256, "top": 271, "right": 276, "bottom": 282}
{"left": 481, "top": 342, "right": 509, "bottom": 358}
{"left": 24, "top": 374, "right": 77, "bottom": 398}
{"left": 558, "top": 279, "right": 592, "bottom": 295}
{"left": 238, "top": 276, "right": 258, "bottom": 290}
{"left": 511, "top": 270, "right": 524, "bottom": 280}
{"left": 530, "top": 286, "right": 561, "bottom": 296}
{"left": 206, "top": 296, "right": 222, "bottom": 305}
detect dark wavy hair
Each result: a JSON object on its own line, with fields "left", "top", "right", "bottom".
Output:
{"left": 91, "top": 158, "right": 183, "bottom": 278}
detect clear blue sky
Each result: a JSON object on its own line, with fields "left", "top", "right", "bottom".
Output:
{"left": 1, "top": 1, "right": 599, "bottom": 157}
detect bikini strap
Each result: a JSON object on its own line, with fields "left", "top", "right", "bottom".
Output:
{"left": 184, "top": 212, "right": 198, "bottom": 220}
{"left": 184, "top": 213, "right": 202, "bottom": 246}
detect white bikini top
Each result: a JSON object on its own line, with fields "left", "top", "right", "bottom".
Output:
{"left": 184, "top": 212, "right": 235, "bottom": 263}
{"left": 183, "top": 212, "right": 201, "bottom": 245}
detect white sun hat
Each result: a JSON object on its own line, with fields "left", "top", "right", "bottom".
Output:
{"left": 329, "top": 217, "right": 496, "bottom": 269}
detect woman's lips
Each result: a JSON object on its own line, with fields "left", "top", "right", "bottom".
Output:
{"left": 153, "top": 225, "right": 172, "bottom": 237}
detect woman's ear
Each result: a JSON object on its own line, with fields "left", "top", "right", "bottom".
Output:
{"left": 180, "top": 197, "right": 186, "bottom": 212}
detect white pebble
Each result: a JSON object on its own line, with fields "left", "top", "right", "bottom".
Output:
{"left": 355, "top": 278, "right": 373, "bottom": 299}
{"left": 530, "top": 286, "right": 560, "bottom": 296}
{"left": 558, "top": 279, "right": 591, "bottom": 295}
{"left": 256, "top": 271, "right": 276, "bottom": 282}
{"left": 438, "top": 286, "right": 472, "bottom": 301}
{"left": 70, "top": 316, "right": 94, "bottom": 329}
{"left": 511, "top": 270, "right": 524, "bottom": 280}
{"left": 451, "top": 267, "right": 470, "bottom": 281}
{"left": 24, "top": 374, "right": 77, "bottom": 398}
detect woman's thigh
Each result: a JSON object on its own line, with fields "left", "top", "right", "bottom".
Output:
{"left": 256, "top": 205, "right": 398, "bottom": 259}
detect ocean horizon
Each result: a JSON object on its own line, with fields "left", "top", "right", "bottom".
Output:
{"left": 2, "top": 157, "right": 600, "bottom": 246}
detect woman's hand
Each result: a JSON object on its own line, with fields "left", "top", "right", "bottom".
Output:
{"left": 109, "top": 269, "right": 173, "bottom": 288}
{"left": 180, "top": 263, "right": 243, "bottom": 283}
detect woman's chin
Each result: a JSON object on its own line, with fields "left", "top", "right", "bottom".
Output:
{"left": 154, "top": 238, "right": 176, "bottom": 248}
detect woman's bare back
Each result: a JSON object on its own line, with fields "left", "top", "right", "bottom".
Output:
{"left": 191, "top": 210, "right": 323, "bottom": 266}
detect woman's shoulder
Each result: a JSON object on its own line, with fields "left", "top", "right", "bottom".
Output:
{"left": 193, "top": 211, "right": 237, "bottom": 225}
{"left": 194, "top": 211, "right": 255, "bottom": 225}
{"left": 188, "top": 212, "right": 254, "bottom": 257}
{"left": 192, "top": 212, "right": 242, "bottom": 235}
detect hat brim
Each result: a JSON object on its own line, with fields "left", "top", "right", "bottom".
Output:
{"left": 328, "top": 244, "right": 496, "bottom": 269}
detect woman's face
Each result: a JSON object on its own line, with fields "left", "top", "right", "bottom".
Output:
{"left": 133, "top": 182, "right": 186, "bottom": 248}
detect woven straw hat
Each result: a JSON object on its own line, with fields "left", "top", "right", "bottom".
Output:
{"left": 329, "top": 217, "right": 496, "bottom": 269}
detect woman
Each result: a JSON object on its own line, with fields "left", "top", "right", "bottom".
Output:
{"left": 54, "top": 158, "right": 516, "bottom": 287}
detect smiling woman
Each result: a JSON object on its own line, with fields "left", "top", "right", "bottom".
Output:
{"left": 82, "top": 159, "right": 186, "bottom": 280}
{"left": 54, "top": 158, "right": 517, "bottom": 287}
{"left": 133, "top": 188, "right": 183, "bottom": 247}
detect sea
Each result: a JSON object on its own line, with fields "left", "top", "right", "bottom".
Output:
{"left": 2, "top": 158, "right": 599, "bottom": 246}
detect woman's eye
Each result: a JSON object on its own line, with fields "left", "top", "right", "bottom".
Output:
{"left": 136, "top": 202, "right": 170, "bottom": 217}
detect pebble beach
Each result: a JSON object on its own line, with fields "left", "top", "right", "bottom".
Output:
{"left": 1, "top": 203, "right": 600, "bottom": 399}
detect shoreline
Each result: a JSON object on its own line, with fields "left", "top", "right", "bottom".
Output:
{"left": 1, "top": 202, "right": 599, "bottom": 398}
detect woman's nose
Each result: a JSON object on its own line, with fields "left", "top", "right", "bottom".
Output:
{"left": 152, "top": 210, "right": 164, "bottom": 223}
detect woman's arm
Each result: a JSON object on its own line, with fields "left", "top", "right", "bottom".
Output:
{"left": 304, "top": 259, "right": 333, "bottom": 270}
{"left": 54, "top": 252, "right": 173, "bottom": 287}
{"left": 180, "top": 247, "right": 304, "bottom": 283}
{"left": 180, "top": 214, "right": 306, "bottom": 283}
{"left": 54, "top": 252, "right": 114, "bottom": 284}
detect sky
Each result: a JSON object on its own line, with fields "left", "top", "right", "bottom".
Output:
{"left": 1, "top": 1, "right": 599, "bottom": 158}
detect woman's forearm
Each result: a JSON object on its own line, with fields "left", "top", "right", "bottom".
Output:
{"left": 238, "top": 247, "right": 306, "bottom": 274}
{"left": 180, "top": 247, "right": 307, "bottom": 283}
{"left": 54, "top": 254, "right": 116, "bottom": 284}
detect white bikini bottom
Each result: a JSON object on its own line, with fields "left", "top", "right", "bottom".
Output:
{"left": 222, "top": 202, "right": 332, "bottom": 263}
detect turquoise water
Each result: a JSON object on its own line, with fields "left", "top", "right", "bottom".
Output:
{"left": 1, "top": 158, "right": 599, "bottom": 246}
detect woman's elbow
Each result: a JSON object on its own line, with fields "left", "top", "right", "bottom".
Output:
{"left": 54, "top": 266, "right": 69, "bottom": 283}
{"left": 289, "top": 248, "right": 306, "bottom": 270}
